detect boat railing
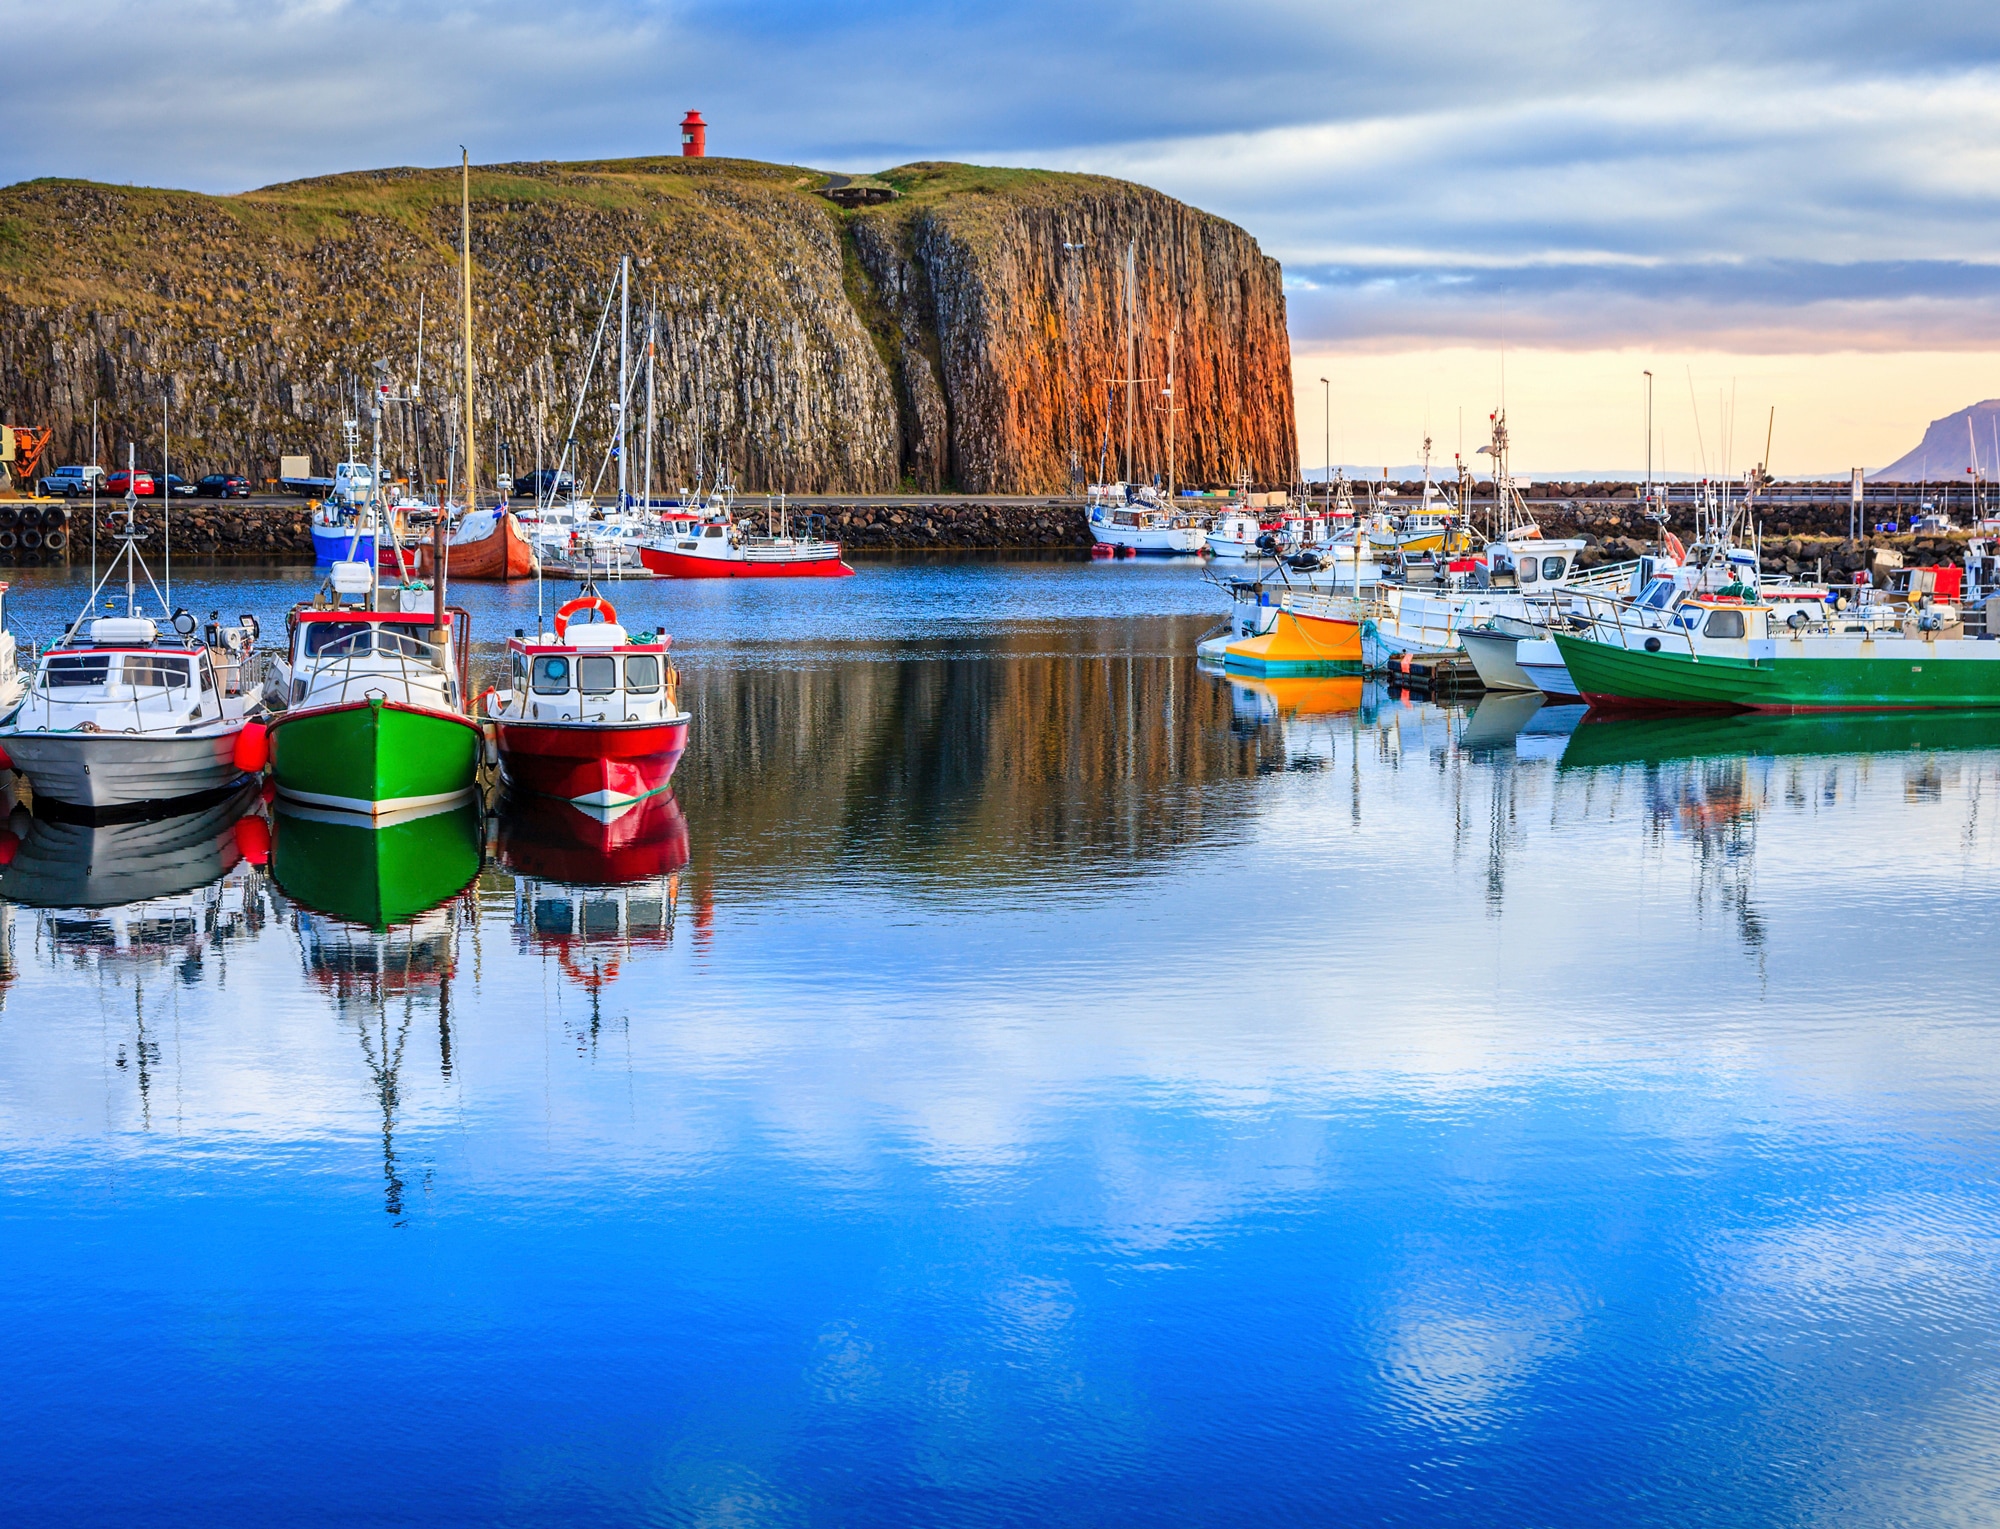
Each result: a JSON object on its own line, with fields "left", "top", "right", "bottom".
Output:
{"left": 300, "top": 628, "right": 455, "bottom": 712}
{"left": 1271, "top": 588, "right": 1390, "bottom": 625}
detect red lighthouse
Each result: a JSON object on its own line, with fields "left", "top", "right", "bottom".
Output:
{"left": 680, "top": 110, "right": 706, "bottom": 158}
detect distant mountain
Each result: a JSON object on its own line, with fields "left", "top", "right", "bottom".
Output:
{"left": 1873, "top": 399, "right": 2000, "bottom": 481}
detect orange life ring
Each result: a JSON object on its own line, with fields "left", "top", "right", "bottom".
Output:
{"left": 553, "top": 595, "right": 616, "bottom": 641}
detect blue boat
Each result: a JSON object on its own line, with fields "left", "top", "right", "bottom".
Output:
{"left": 311, "top": 511, "right": 376, "bottom": 563}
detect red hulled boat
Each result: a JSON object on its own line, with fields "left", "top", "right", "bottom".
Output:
{"left": 638, "top": 508, "right": 852, "bottom": 579}
{"left": 482, "top": 595, "right": 692, "bottom": 811}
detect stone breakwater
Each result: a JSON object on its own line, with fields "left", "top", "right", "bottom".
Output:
{"left": 0, "top": 490, "right": 1976, "bottom": 569}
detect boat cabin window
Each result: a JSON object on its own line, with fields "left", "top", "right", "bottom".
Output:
{"left": 43, "top": 654, "right": 112, "bottom": 688}
{"left": 577, "top": 656, "right": 618, "bottom": 695}
{"left": 123, "top": 655, "right": 192, "bottom": 689}
{"left": 1638, "top": 578, "right": 1675, "bottom": 609}
{"left": 1703, "top": 609, "right": 1746, "bottom": 639}
{"left": 703, "top": 524, "right": 725, "bottom": 538}
{"left": 1541, "top": 555, "right": 1567, "bottom": 580}
{"left": 1519, "top": 558, "right": 1538, "bottom": 585}
{"left": 303, "top": 621, "right": 371, "bottom": 657}
{"left": 512, "top": 654, "right": 528, "bottom": 692}
{"left": 624, "top": 655, "right": 661, "bottom": 692}
{"left": 532, "top": 655, "right": 573, "bottom": 694}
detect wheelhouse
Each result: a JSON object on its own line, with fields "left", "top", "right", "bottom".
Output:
{"left": 505, "top": 626, "right": 678, "bottom": 723}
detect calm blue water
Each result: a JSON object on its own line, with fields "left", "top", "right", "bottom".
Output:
{"left": 4, "top": 555, "right": 2000, "bottom": 1526}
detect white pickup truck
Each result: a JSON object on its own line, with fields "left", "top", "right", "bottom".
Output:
{"left": 38, "top": 464, "right": 106, "bottom": 497}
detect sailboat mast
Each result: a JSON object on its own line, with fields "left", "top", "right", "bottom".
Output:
{"left": 461, "top": 148, "right": 476, "bottom": 515}
{"left": 1123, "top": 241, "right": 1136, "bottom": 485}
{"left": 618, "top": 255, "right": 630, "bottom": 509}
{"left": 643, "top": 304, "right": 657, "bottom": 510}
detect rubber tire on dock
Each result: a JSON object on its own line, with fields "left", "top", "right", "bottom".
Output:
{"left": 0, "top": 506, "right": 17, "bottom": 531}
{"left": 43, "top": 526, "right": 66, "bottom": 553}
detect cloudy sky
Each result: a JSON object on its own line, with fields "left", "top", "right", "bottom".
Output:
{"left": 8, "top": 0, "right": 2000, "bottom": 473}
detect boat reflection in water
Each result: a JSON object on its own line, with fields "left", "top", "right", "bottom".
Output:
{"left": 0, "top": 782, "right": 275, "bottom": 984}
{"left": 271, "top": 797, "right": 482, "bottom": 931}
{"left": 1218, "top": 672, "right": 1364, "bottom": 732}
{"left": 495, "top": 792, "right": 689, "bottom": 1006}
{"left": 1558, "top": 707, "right": 2000, "bottom": 771}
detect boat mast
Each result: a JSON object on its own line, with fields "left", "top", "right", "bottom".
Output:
{"left": 461, "top": 148, "right": 476, "bottom": 518}
{"left": 1123, "top": 240, "right": 1136, "bottom": 486}
{"left": 645, "top": 305, "right": 659, "bottom": 510}
{"left": 618, "top": 255, "right": 630, "bottom": 510}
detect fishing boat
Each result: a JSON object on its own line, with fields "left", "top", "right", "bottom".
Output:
{"left": 267, "top": 555, "right": 479, "bottom": 816}
{"left": 1552, "top": 590, "right": 2000, "bottom": 712}
{"left": 1086, "top": 483, "right": 1207, "bottom": 555}
{"left": 638, "top": 500, "right": 852, "bottom": 578}
{"left": 0, "top": 483, "right": 275, "bottom": 816}
{"left": 309, "top": 430, "right": 379, "bottom": 563}
{"left": 1204, "top": 508, "right": 1267, "bottom": 560}
{"left": 482, "top": 592, "right": 692, "bottom": 811}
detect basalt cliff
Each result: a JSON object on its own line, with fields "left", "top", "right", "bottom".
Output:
{"left": 0, "top": 158, "right": 1296, "bottom": 495}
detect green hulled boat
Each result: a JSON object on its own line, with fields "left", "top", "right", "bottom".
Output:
{"left": 270, "top": 606, "right": 479, "bottom": 816}
{"left": 1554, "top": 596, "right": 2000, "bottom": 713}
{"left": 272, "top": 797, "right": 481, "bottom": 928}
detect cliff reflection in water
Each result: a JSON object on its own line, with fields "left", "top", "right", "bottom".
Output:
{"left": 675, "top": 630, "right": 1340, "bottom": 892}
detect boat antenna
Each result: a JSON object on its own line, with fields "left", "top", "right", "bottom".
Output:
{"left": 461, "top": 147, "right": 476, "bottom": 518}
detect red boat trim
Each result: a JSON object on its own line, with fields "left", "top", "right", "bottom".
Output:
{"left": 269, "top": 698, "right": 483, "bottom": 736}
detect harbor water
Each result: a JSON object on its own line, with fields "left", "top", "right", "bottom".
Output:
{"left": 4, "top": 556, "right": 2000, "bottom": 1524}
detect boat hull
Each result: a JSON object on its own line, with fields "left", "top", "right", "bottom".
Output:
{"left": 1221, "top": 608, "right": 1363, "bottom": 672}
{"left": 269, "top": 698, "right": 480, "bottom": 815}
{"left": 639, "top": 545, "right": 853, "bottom": 579}
{"left": 1460, "top": 629, "right": 1538, "bottom": 692}
{"left": 312, "top": 522, "right": 376, "bottom": 563}
{"left": 1553, "top": 632, "right": 2000, "bottom": 712}
{"left": 396, "top": 512, "right": 537, "bottom": 580}
{"left": 2, "top": 727, "right": 247, "bottom": 813}
{"left": 493, "top": 716, "right": 689, "bottom": 807}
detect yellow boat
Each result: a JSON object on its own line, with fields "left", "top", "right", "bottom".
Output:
{"left": 1220, "top": 599, "right": 1364, "bottom": 672}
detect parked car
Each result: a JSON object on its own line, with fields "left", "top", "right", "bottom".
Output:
{"left": 105, "top": 469, "right": 156, "bottom": 498}
{"left": 196, "top": 473, "right": 251, "bottom": 498}
{"left": 163, "top": 474, "right": 197, "bottom": 497}
{"left": 514, "top": 468, "right": 576, "bottom": 501}
{"left": 38, "top": 465, "right": 108, "bottom": 497}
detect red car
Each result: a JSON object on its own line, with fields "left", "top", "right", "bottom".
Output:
{"left": 105, "top": 469, "right": 156, "bottom": 497}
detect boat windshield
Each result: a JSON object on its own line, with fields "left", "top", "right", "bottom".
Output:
{"left": 1637, "top": 578, "right": 1675, "bottom": 609}
{"left": 624, "top": 655, "right": 660, "bottom": 691}
{"left": 304, "top": 622, "right": 435, "bottom": 660}
{"left": 40, "top": 652, "right": 191, "bottom": 690}
{"left": 577, "top": 656, "right": 618, "bottom": 695}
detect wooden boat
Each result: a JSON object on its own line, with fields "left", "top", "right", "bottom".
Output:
{"left": 387, "top": 507, "right": 538, "bottom": 581}
{"left": 482, "top": 594, "right": 692, "bottom": 810}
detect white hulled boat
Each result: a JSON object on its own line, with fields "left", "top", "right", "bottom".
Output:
{"left": 0, "top": 494, "right": 275, "bottom": 815}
